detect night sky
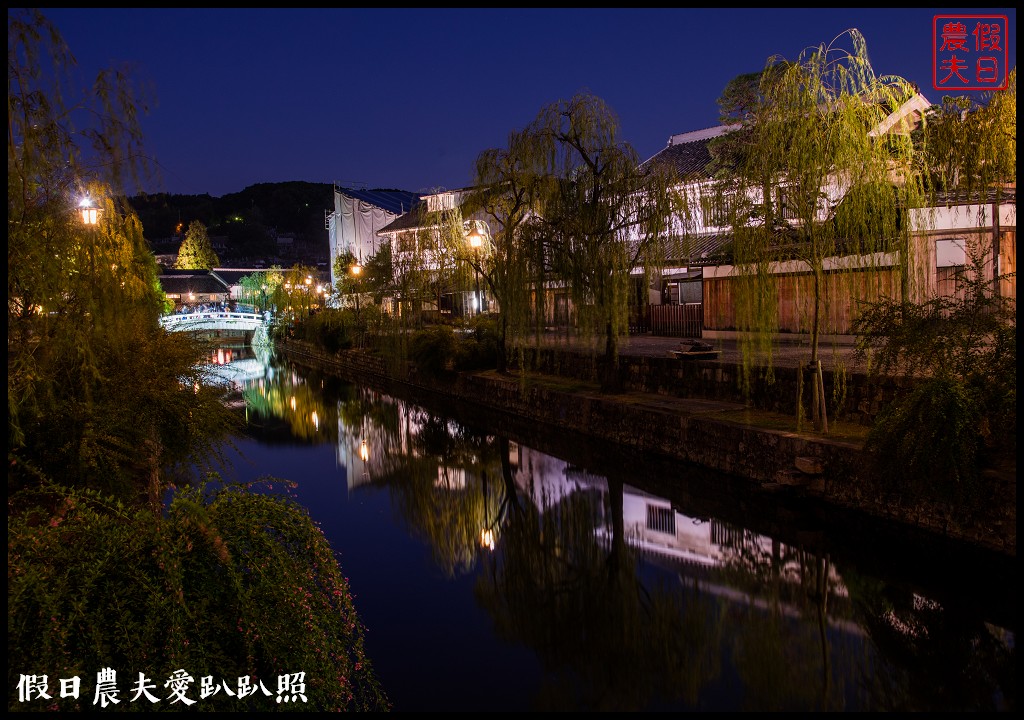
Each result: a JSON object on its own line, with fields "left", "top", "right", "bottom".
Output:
{"left": 37, "top": 8, "right": 1016, "bottom": 198}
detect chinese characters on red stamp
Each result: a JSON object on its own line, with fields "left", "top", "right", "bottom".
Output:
{"left": 934, "top": 15, "right": 1010, "bottom": 91}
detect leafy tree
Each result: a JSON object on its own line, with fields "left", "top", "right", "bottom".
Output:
{"left": 361, "top": 239, "right": 397, "bottom": 305}
{"left": 8, "top": 9, "right": 236, "bottom": 504}
{"left": 237, "top": 271, "right": 273, "bottom": 310}
{"left": 852, "top": 70, "right": 1015, "bottom": 499}
{"left": 275, "top": 263, "right": 322, "bottom": 319}
{"left": 333, "top": 249, "right": 363, "bottom": 300}
{"left": 8, "top": 12, "right": 387, "bottom": 703}
{"left": 706, "top": 30, "right": 926, "bottom": 431}
{"left": 174, "top": 219, "right": 220, "bottom": 269}
{"left": 920, "top": 68, "right": 1016, "bottom": 296}
{"left": 387, "top": 201, "right": 466, "bottom": 328}
{"left": 854, "top": 231, "right": 1015, "bottom": 504}
{"left": 922, "top": 68, "right": 1016, "bottom": 200}
{"left": 464, "top": 127, "right": 549, "bottom": 373}
{"left": 525, "top": 92, "right": 679, "bottom": 391}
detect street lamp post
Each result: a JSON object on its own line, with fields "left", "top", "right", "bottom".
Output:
{"left": 466, "top": 225, "right": 483, "bottom": 317}
{"left": 350, "top": 262, "right": 362, "bottom": 317}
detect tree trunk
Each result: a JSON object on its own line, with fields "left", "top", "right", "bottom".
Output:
{"left": 600, "top": 321, "right": 622, "bottom": 393}
{"left": 496, "top": 315, "right": 509, "bottom": 374}
{"left": 810, "top": 267, "right": 828, "bottom": 433}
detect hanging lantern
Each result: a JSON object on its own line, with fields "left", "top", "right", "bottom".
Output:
{"left": 79, "top": 197, "right": 101, "bottom": 225}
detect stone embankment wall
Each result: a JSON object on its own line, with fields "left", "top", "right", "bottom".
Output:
{"left": 514, "top": 347, "right": 914, "bottom": 426}
{"left": 277, "top": 339, "right": 1015, "bottom": 557}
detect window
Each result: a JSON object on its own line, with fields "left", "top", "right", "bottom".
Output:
{"left": 774, "top": 187, "right": 801, "bottom": 220}
{"left": 646, "top": 505, "right": 676, "bottom": 535}
{"left": 700, "top": 192, "right": 733, "bottom": 228}
{"left": 397, "top": 232, "right": 416, "bottom": 253}
{"left": 935, "top": 237, "right": 967, "bottom": 298}
{"left": 935, "top": 237, "right": 967, "bottom": 268}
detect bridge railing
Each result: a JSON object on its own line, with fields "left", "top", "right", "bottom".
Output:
{"left": 160, "top": 311, "right": 269, "bottom": 328}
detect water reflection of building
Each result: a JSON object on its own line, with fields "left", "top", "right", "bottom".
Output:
{"left": 201, "top": 343, "right": 275, "bottom": 394}
{"left": 338, "top": 390, "right": 435, "bottom": 490}
{"left": 511, "top": 445, "right": 849, "bottom": 606}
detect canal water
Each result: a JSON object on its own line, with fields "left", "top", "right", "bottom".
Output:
{"left": 204, "top": 344, "right": 1015, "bottom": 712}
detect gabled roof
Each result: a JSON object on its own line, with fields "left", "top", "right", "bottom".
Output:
{"left": 376, "top": 203, "right": 434, "bottom": 235}
{"left": 640, "top": 126, "right": 732, "bottom": 182}
{"left": 158, "top": 270, "right": 231, "bottom": 295}
{"left": 212, "top": 268, "right": 270, "bottom": 286}
{"left": 645, "top": 92, "right": 935, "bottom": 186}
{"left": 336, "top": 187, "right": 422, "bottom": 216}
{"left": 868, "top": 92, "right": 932, "bottom": 137}
{"left": 678, "top": 232, "right": 734, "bottom": 265}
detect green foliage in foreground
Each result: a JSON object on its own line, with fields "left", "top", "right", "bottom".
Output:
{"left": 408, "top": 318, "right": 499, "bottom": 379}
{"left": 855, "top": 250, "right": 1016, "bottom": 504}
{"left": 8, "top": 481, "right": 391, "bottom": 713}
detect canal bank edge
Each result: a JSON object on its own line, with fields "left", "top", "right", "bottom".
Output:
{"left": 276, "top": 339, "right": 1015, "bottom": 558}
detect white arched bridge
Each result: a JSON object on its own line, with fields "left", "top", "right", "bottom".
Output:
{"left": 160, "top": 310, "right": 273, "bottom": 347}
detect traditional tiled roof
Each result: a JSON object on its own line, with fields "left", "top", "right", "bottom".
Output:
{"left": 158, "top": 270, "right": 231, "bottom": 295}
{"left": 211, "top": 268, "right": 270, "bottom": 286}
{"left": 640, "top": 126, "right": 733, "bottom": 182}
{"left": 676, "top": 232, "right": 734, "bottom": 265}
{"left": 377, "top": 203, "right": 434, "bottom": 235}
{"left": 932, "top": 186, "right": 1017, "bottom": 207}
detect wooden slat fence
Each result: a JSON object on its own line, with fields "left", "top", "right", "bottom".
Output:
{"left": 649, "top": 303, "right": 703, "bottom": 338}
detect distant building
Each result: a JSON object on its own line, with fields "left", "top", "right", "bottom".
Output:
{"left": 326, "top": 186, "right": 421, "bottom": 288}
{"left": 158, "top": 269, "right": 231, "bottom": 309}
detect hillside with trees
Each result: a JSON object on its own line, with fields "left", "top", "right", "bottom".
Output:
{"left": 129, "top": 181, "right": 335, "bottom": 266}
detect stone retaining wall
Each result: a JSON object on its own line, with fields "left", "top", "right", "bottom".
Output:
{"left": 276, "top": 339, "right": 1015, "bottom": 557}
{"left": 514, "top": 347, "right": 915, "bottom": 425}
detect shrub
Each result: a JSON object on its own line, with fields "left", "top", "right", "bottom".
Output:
{"left": 863, "top": 378, "right": 982, "bottom": 504}
{"left": 291, "top": 309, "right": 356, "bottom": 353}
{"left": 409, "top": 325, "right": 458, "bottom": 379}
{"left": 454, "top": 316, "right": 498, "bottom": 371}
{"left": 855, "top": 246, "right": 1015, "bottom": 500}
{"left": 8, "top": 482, "right": 391, "bottom": 712}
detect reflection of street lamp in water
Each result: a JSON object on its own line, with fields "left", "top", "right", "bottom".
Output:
{"left": 480, "top": 528, "right": 495, "bottom": 551}
{"left": 359, "top": 438, "right": 369, "bottom": 479}
{"left": 480, "top": 472, "right": 495, "bottom": 551}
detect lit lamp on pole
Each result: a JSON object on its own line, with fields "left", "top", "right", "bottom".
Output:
{"left": 79, "top": 196, "right": 101, "bottom": 226}
{"left": 466, "top": 224, "right": 484, "bottom": 317}
{"left": 350, "top": 261, "right": 363, "bottom": 315}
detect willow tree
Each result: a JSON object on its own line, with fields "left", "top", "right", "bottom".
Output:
{"left": 710, "top": 29, "right": 926, "bottom": 431}
{"left": 526, "top": 92, "right": 679, "bottom": 392}
{"left": 8, "top": 9, "right": 236, "bottom": 503}
{"left": 237, "top": 270, "right": 275, "bottom": 310}
{"left": 924, "top": 68, "right": 1016, "bottom": 200}
{"left": 463, "top": 127, "right": 549, "bottom": 373}
{"left": 174, "top": 218, "right": 220, "bottom": 269}
{"left": 922, "top": 68, "right": 1016, "bottom": 293}
{"left": 851, "top": 72, "right": 1016, "bottom": 493}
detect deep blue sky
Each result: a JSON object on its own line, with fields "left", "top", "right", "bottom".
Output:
{"left": 39, "top": 8, "right": 1016, "bottom": 198}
